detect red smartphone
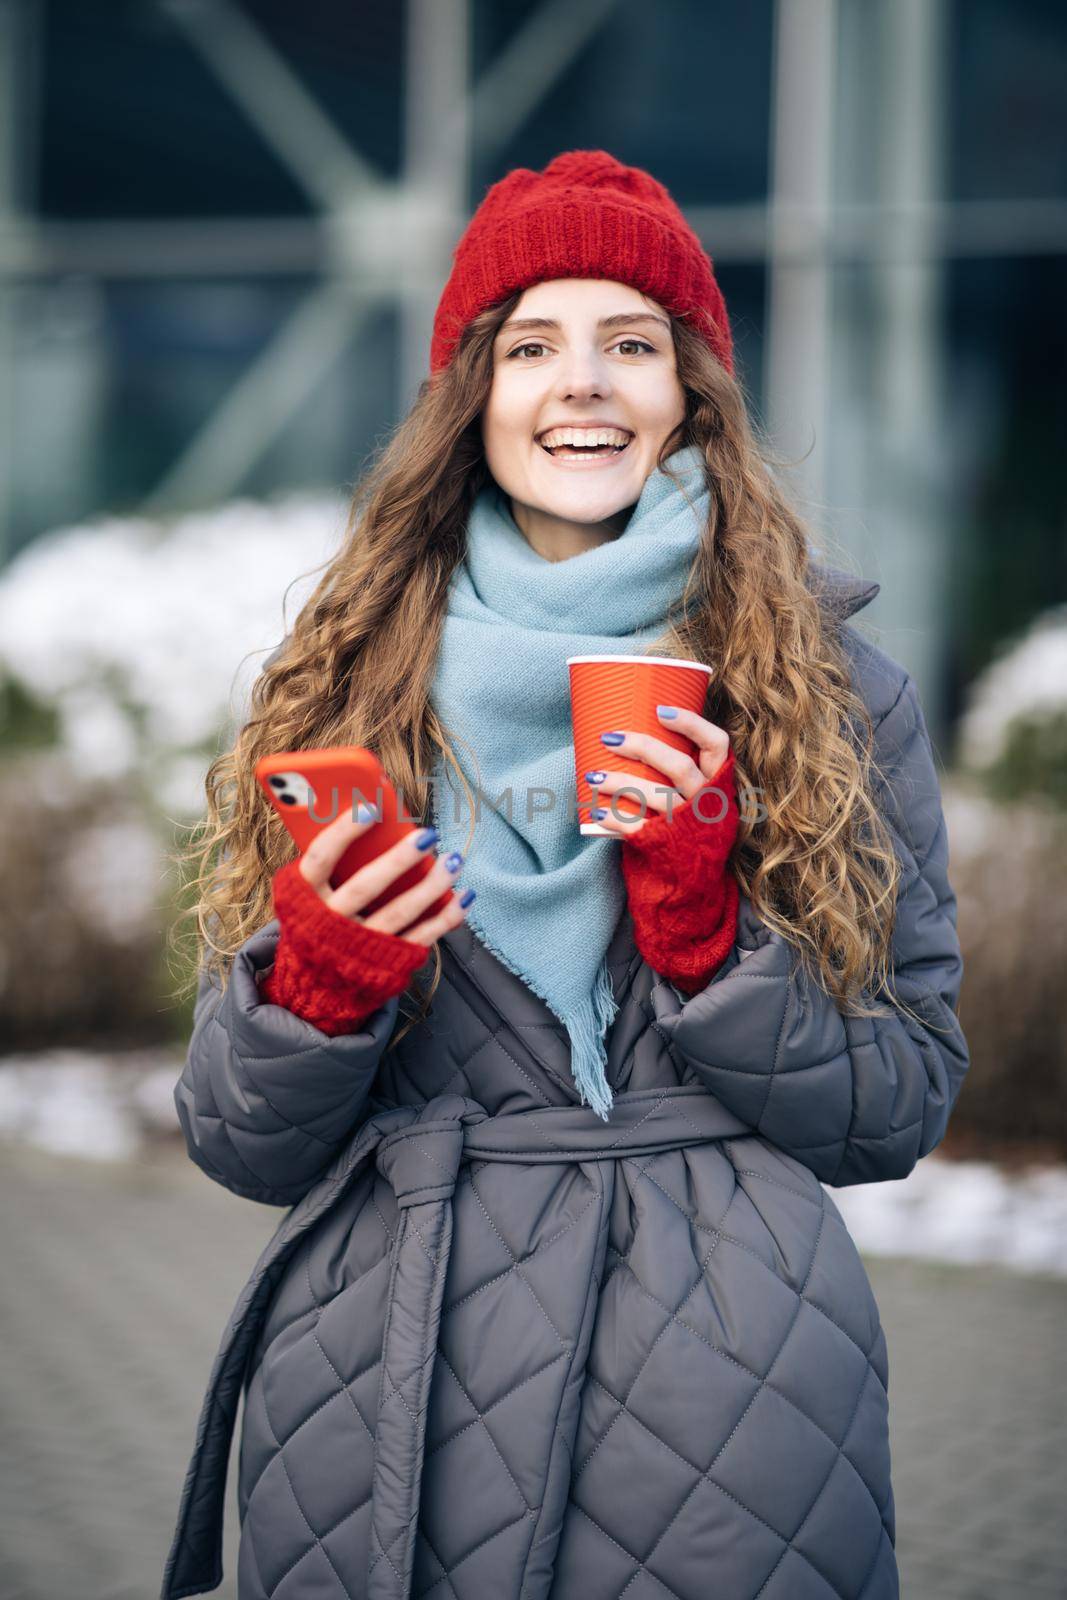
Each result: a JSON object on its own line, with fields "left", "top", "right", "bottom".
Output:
{"left": 254, "top": 745, "right": 454, "bottom": 921}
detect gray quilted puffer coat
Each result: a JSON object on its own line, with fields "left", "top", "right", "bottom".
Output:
{"left": 161, "top": 572, "right": 968, "bottom": 1600}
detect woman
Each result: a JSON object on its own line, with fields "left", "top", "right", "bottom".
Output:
{"left": 162, "top": 151, "right": 968, "bottom": 1600}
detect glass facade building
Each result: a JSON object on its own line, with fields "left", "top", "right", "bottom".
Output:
{"left": 1, "top": 0, "right": 1064, "bottom": 731}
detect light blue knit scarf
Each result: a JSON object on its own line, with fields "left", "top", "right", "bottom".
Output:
{"left": 427, "top": 442, "right": 710, "bottom": 1120}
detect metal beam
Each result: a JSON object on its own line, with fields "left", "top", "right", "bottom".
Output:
{"left": 764, "top": 0, "right": 837, "bottom": 510}
{"left": 453, "top": 0, "right": 623, "bottom": 160}
{"left": 137, "top": 278, "right": 383, "bottom": 513}
{"left": 0, "top": 0, "right": 42, "bottom": 564}
{"left": 868, "top": 0, "right": 950, "bottom": 723}
{"left": 4, "top": 196, "right": 1067, "bottom": 284}
{"left": 399, "top": 0, "right": 471, "bottom": 408}
{"left": 160, "top": 0, "right": 382, "bottom": 210}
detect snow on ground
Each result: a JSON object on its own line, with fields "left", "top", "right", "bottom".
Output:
{"left": 1, "top": 1050, "right": 1065, "bottom": 1279}
{"left": 0, "top": 1050, "right": 183, "bottom": 1162}
{"left": 828, "top": 1157, "right": 1067, "bottom": 1280}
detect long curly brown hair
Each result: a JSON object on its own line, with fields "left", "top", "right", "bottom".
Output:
{"left": 171, "top": 291, "right": 901, "bottom": 1041}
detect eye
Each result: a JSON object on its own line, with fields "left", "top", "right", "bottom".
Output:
{"left": 505, "top": 337, "right": 658, "bottom": 361}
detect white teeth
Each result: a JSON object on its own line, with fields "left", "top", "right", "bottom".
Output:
{"left": 539, "top": 426, "right": 631, "bottom": 451}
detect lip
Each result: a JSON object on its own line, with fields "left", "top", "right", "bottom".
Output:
{"left": 536, "top": 430, "right": 635, "bottom": 469}
{"left": 535, "top": 424, "right": 634, "bottom": 443}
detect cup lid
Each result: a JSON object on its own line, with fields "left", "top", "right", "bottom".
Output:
{"left": 566, "top": 654, "right": 713, "bottom": 674}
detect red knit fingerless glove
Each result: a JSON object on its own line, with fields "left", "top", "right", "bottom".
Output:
{"left": 619, "top": 748, "right": 740, "bottom": 998}
{"left": 257, "top": 858, "right": 430, "bottom": 1036}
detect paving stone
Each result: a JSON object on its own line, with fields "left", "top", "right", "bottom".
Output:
{"left": 865, "top": 1255, "right": 1067, "bottom": 1598}
{"left": 0, "top": 1142, "right": 1064, "bottom": 1600}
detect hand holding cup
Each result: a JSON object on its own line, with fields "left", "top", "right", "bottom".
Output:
{"left": 567, "top": 653, "right": 723, "bottom": 837}
{"left": 584, "top": 705, "right": 732, "bottom": 838}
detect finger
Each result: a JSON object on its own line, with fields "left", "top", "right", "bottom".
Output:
{"left": 298, "top": 802, "right": 382, "bottom": 894}
{"left": 591, "top": 808, "right": 650, "bottom": 839}
{"left": 587, "top": 769, "right": 685, "bottom": 817}
{"left": 588, "top": 795, "right": 662, "bottom": 836}
{"left": 326, "top": 826, "right": 442, "bottom": 919}
{"left": 362, "top": 849, "right": 465, "bottom": 936}
{"left": 398, "top": 885, "right": 474, "bottom": 948}
{"left": 598, "top": 731, "right": 702, "bottom": 800}
{"left": 654, "top": 706, "right": 731, "bottom": 777}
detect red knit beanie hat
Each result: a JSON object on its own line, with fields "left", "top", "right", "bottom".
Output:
{"left": 430, "top": 148, "right": 734, "bottom": 378}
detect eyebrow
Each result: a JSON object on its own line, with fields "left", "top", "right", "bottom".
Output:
{"left": 496, "top": 311, "right": 671, "bottom": 337}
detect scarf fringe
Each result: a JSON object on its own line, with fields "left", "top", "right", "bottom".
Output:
{"left": 563, "top": 954, "right": 620, "bottom": 1123}
{"left": 463, "top": 909, "right": 620, "bottom": 1121}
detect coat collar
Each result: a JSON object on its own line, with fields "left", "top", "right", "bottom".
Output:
{"left": 807, "top": 561, "right": 880, "bottom": 621}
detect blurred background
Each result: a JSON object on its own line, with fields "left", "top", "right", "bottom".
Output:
{"left": 0, "top": 2, "right": 1065, "bottom": 1598}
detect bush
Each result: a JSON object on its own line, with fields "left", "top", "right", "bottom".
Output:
{"left": 957, "top": 605, "right": 1067, "bottom": 810}
{"left": 944, "top": 784, "right": 1067, "bottom": 1158}
{"left": 0, "top": 495, "right": 343, "bottom": 1050}
{"left": 0, "top": 751, "right": 190, "bottom": 1050}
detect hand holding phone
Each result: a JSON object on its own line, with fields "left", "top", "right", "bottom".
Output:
{"left": 295, "top": 807, "right": 476, "bottom": 947}
{"left": 255, "top": 746, "right": 475, "bottom": 947}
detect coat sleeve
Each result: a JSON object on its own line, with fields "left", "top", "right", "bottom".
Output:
{"left": 658, "top": 668, "right": 969, "bottom": 1187}
{"left": 173, "top": 919, "right": 399, "bottom": 1207}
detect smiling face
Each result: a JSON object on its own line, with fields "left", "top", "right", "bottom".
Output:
{"left": 480, "top": 279, "right": 687, "bottom": 552}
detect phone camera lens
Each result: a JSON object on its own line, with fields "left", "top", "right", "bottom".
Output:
{"left": 269, "top": 776, "right": 287, "bottom": 790}
{"left": 280, "top": 794, "right": 297, "bottom": 806}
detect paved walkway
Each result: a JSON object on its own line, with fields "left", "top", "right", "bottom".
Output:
{"left": 0, "top": 1138, "right": 1064, "bottom": 1600}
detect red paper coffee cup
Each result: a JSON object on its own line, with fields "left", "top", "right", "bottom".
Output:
{"left": 567, "top": 655, "right": 714, "bottom": 837}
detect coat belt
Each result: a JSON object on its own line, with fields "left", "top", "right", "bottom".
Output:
{"left": 160, "top": 1086, "right": 750, "bottom": 1600}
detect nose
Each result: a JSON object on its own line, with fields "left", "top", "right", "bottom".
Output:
{"left": 553, "top": 348, "right": 612, "bottom": 402}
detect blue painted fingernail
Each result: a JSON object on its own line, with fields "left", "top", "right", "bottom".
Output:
{"left": 458, "top": 887, "right": 476, "bottom": 907}
{"left": 355, "top": 801, "right": 379, "bottom": 822}
{"left": 415, "top": 827, "right": 438, "bottom": 850}
{"left": 657, "top": 705, "right": 678, "bottom": 719}
{"left": 444, "top": 851, "right": 463, "bottom": 872}
{"left": 585, "top": 770, "right": 606, "bottom": 784}
{"left": 600, "top": 731, "right": 624, "bottom": 745}
{"left": 591, "top": 807, "right": 607, "bottom": 820}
